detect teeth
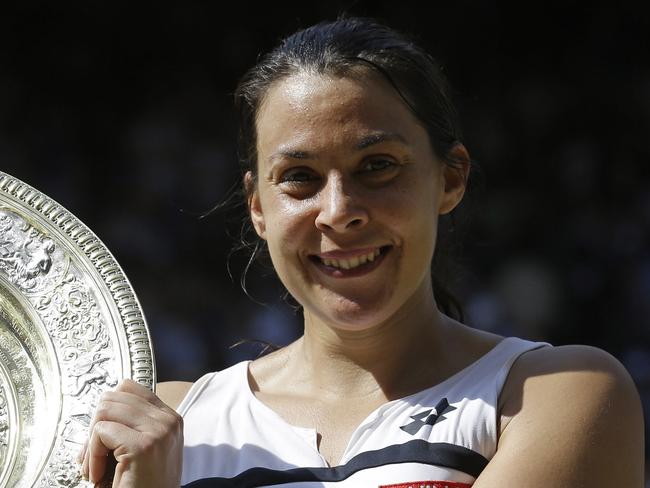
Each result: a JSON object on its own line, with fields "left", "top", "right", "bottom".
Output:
{"left": 321, "top": 248, "right": 383, "bottom": 270}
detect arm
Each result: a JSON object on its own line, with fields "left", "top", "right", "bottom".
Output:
{"left": 473, "top": 345, "right": 645, "bottom": 487}
{"left": 156, "top": 381, "right": 193, "bottom": 411}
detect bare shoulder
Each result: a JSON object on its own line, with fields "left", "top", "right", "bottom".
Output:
{"left": 477, "top": 344, "right": 645, "bottom": 487}
{"left": 156, "top": 381, "right": 194, "bottom": 411}
{"left": 500, "top": 344, "right": 643, "bottom": 430}
{"left": 502, "top": 344, "right": 640, "bottom": 407}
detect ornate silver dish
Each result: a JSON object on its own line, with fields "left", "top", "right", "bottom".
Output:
{"left": 0, "top": 171, "right": 156, "bottom": 487}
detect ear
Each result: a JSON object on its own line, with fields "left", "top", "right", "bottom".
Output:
{"left": 245, "top": 171, "right": 267, "bottom": 239}
{"left": 438, "top": 143, "right": 470, "bottom": 215}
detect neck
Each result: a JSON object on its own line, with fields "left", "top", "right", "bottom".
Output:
{"left": 293, "top": 285, "right": 450, "bottom": 401}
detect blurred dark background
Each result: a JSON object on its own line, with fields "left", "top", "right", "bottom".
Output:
{"left": 1, "top": 0, "right": 649, "bottom": 475}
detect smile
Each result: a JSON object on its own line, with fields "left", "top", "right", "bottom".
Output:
{"left": 309, "top": 246, "right": 392, "bottom": 278}
{"left": 323, "top": 248, "right": 379, "bottom": 269}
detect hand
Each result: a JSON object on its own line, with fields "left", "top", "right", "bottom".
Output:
{"left": 78, "top": 379, "right": 183, "bottom": 488}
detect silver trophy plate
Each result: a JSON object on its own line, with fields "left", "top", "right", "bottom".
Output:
{"left": 0, "top": 171, "right": 156, "bottom": 487}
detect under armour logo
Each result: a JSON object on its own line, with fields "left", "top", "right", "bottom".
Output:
{"left": 399, "top": 398, "right": 455, "bottom": 435}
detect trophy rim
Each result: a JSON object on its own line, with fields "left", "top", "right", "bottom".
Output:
{"left": 0, "top": 171, "right": 156, "bottom": 388}
{"left": 0, "top": 171, "right": 156, "bottom": 487}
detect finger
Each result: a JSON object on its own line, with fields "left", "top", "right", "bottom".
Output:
{"left": 100, "top": 385, "right": 176, "bottom": 423}
{"left": 103, "top": 387, "right": 183, "bottom": 429}
{"left": 83, "top": 402, "right": 144, "bottom": 479}
{"left": 82, "top": 440, "right": 90, "bottom": 481}
{"left": 91, "top": 399, "right": 159, "bottom": 430}
{"left": 83, "top": 395, "right": 135, "bottom": 476}
{"left": 113, "top": 378, "right": 164, "bottom": 407}
{"left": 76, "top": 440, "right": 86, "bottom": 465}
{"left": 100, "top": 389, "right": 167, "bottom": 413}
{"left": 84, "top": 379, "right": 157, "bottom": 438}
{"left": 93, "top": 397, "right": 181, "bottom": 443}
{"left": 86, "top": 389, "right": 169, "bottom": 449}
{"left": 87, "top": 420, "right": 136, "bottom": 484}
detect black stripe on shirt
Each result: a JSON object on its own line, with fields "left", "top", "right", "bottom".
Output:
{"left": 182, "top": 440, "right": 489, "bottom": 488}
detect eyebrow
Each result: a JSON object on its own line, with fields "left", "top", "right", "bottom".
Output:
{"left": 269, "top": 131, "right": 409, "bottom": 162}
{"left": 355, "top": 132, "right": 408, "bottom": 150}
{"left": 270, "top": 149, "right": 311, "bottom": 161}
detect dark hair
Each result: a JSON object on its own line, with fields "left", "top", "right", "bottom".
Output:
{"left": 233, "top": 16, "right": 471, "bottom": 321}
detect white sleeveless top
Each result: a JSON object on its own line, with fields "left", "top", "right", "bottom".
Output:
{"left": 178, "top": 337, "right": 549, "bottom": 488}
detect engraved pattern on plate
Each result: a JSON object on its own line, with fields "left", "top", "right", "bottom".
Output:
{"left": 0, "top": 172, "right": 156, "bottom": 488}
{"left": 0, "top": 210, "right": 115, "bottom": 488}
{"left": 0, "top": 368, "right": 19, "bottom": 488}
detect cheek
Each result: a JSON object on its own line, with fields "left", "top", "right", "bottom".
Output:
{"left": 376, "top": 179, "right": 438, "bottom": 227}
{"left": 383, "top": 180, "right": 440, "bottom": 259}
{"left": 262, "top": 201, "right": 317, "bottom": 301}
{"left": 262, "top": 197, "right": 316, "bottom": 258}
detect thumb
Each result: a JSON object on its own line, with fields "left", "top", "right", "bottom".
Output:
{"left": 86, "top": 421, "right": 134, "bottom": 484}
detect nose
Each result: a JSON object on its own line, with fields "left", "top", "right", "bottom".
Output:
{"left": 314, "top": 173, "right": 369, "bottom": 233}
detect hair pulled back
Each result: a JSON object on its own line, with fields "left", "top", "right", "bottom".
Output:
{"left": 234, "top": 16, "right": 469, "bottom": 320}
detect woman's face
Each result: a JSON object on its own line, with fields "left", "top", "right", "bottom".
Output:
{"left": 249, "top": 71, "right": 466, "bottom": 331}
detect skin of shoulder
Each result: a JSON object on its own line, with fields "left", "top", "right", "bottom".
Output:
{"left": 156, "top": 381, "right": 193, "bottom": 411}
{"left": 475, "top": 344, "right": 644, "bottom": 487}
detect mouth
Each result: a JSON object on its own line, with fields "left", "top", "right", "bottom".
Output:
{"left": 308, "top": 245, "right": 392, "bottom": 278}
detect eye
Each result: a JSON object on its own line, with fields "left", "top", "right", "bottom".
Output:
{"left": 277, "top": 168, "right": 321, "bottom": 199}
{"left": 279, "top": 167, "right": 318, "bottom": 184}
{"left": 361, "top": 158, "right": 396, "bottom": 172}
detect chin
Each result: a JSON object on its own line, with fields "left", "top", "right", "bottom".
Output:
{"left": 288, "top": 276, "right": 406, "bottom": 332}
{"left": 310, "top": 296, "right": 398, "bottom": 333}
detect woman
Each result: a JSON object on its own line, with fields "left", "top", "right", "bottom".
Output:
{"left": 79, "top": 17, "right": 644, "bottom": 487}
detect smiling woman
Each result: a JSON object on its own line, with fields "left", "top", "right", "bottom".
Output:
{"left": 80, "top": 16, "right": 644, "bottom": 488}
{"left": 247, "top": 71, "right": 463, "bottom": 331}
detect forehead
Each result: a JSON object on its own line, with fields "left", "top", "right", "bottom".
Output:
{"left": 255, "top": 72, "right": 428, "bottom": 156}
